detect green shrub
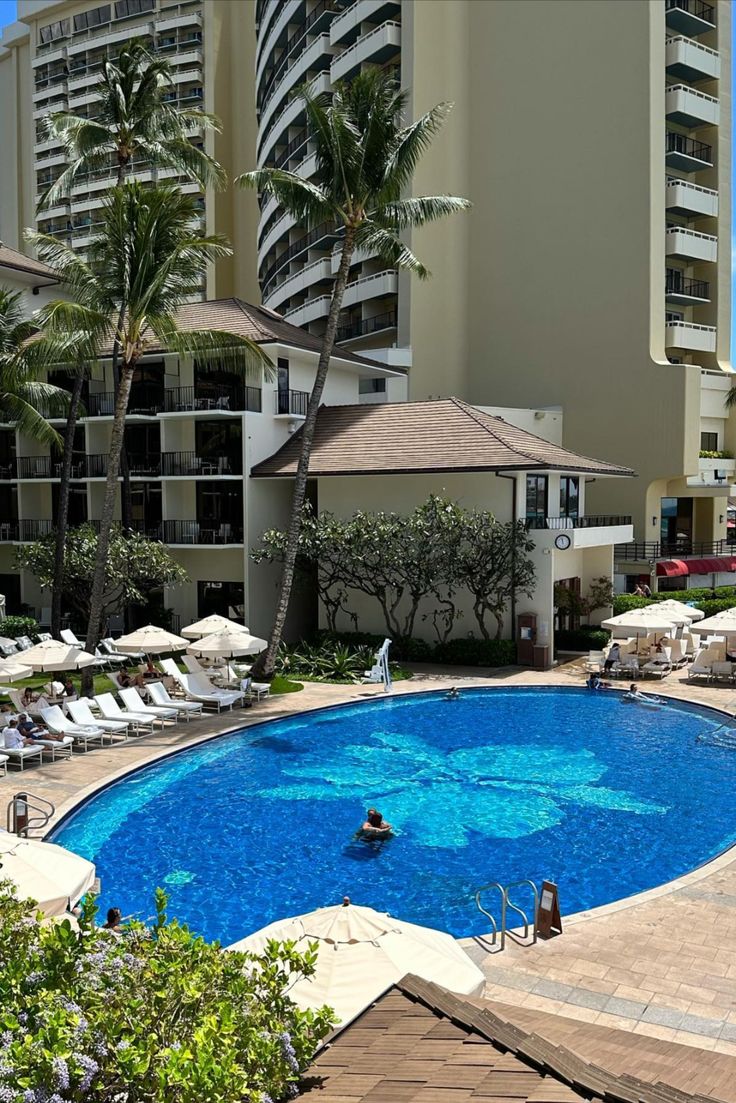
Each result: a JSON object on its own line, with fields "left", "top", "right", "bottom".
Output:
{"left": 555, "top": 628, "right": 609, "bottom": 651}
{"left": 694, "top": 598, "right": 736, "bottom": 618}
{"left": 0, "top": 883, "right": 334, "bottom": 1101}
{"left": 612, "top": 587, "right": 736, "bottom": 616}
{"left": 1, "top": 615, "right": 40, "bottom": 640}
{"left": 432, "top": 637, "right": 517, "bottom": 667}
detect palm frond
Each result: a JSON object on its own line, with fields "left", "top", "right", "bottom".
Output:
{"left": 236, "top": 167, "right": 336, "bottom": 226}
{"left": 155, "top": 325, "right": 275, "bottom": 380}
{"left": 378, "top": 101, "right": 455, "bottom": 201}
{"left": 0, "top": 391, "right": 63, "bottom": 448}
{"left": 354, "top": 224, "right": 430, "bottom": 279}
{"left": 375, "top": 195, "right": 472, "bottom": 229}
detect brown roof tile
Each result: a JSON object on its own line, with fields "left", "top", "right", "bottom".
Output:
{"left": 0, "top": 242, "right": 58, "bottom": 283}
{"left": 299, "top": 977, "right": 732, "bottom": 1103}
{"left": 251, "top": 397, "right": 635, "bottom": 478}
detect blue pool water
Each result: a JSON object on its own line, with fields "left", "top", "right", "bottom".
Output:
{"left": 51, "top": 687, "right": 736, "bottom": 944}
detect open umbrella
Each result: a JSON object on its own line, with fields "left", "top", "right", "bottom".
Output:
{"left": 0, "top": 829, "right": 96, "bottom": 916}
{"left": 601, "top": 609, "right": 680, "bottom": 638}
{"left": 187, "top": 629, "right": 267, "bottom": 659}
{"left": 0, "top": 659, "right": 33, "bottom": 682}
{"left": 182, "top": 614, "right": 249, "bottom": 638}
{"left": 112, "top": 625, "right": 188, "bottom": 654}
{"left": 20, "top": 639, "right": 97, "bottom": 672}
{"left": 228, "top": 901, "right": 485, "bottom": 1027}
{"left": 691, "top": 608, "right": 736, "bottom": 636}
{"left": 645, "top": 599, "right": 704, "bottom": 622}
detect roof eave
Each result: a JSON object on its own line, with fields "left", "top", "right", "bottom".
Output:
{"left": 251, "top": 463, "right": 636, "bottom": 479}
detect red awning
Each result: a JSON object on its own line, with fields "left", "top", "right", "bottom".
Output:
{"left": 657, "top": 557, "right": 736, "bottom": 577}
{"left": 685, "top": 557, "right": 736, "bottom": 575}
{"left": 656, "top": 560, "right": 689, "bottom": 577}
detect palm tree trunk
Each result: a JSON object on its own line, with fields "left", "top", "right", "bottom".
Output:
{"left": 51, "top": 373, "right": 85, "bottom": 638}
{"left": 114, "top": 159, "right": 134, "bottom": 535}
{"left": 254, "top": 227, "right": 356, "bottom": 679}
{"left": 81, "top": 363, "right": 135, "bottom": 693}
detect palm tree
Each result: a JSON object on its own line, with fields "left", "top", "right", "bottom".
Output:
{"left": 30, "top": 183, "right": 271, "bottom": 685}
{"left": 0, "top": 288, "right": 70, "bottom": 444}
{"left": 37, "top": 40, "right": 227, "bottom": 634}
{"left": 237, "top": 67, "right": 470, "bottom": 678}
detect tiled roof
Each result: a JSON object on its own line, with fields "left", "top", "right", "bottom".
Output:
{"left": 300, "top": 975, "right": 727, "bottom": 1103}
{"left": 251, "top": 398, "right": 635, "bottom": 478}
{"left": 0, "top": 243, "right": 58, "bottom": 283}
{"left": 133, "top": 297, "right": 391, "bottom": 370}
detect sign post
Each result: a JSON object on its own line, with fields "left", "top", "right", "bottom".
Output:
{"left": 536, "top": 880, "right": 562, "bottom": 939}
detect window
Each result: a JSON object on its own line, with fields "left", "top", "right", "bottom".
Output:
{"left": 115, "top": 0, "right": 154, "bottom": 16}
{"left": 525, "top": 475, "right": 548, "bottom": 522}
{"left": 701, "top": 432, "right": 719, "bottom": 452}
{"left": 39, "top": 19, "right": 70, "bottom": 44}
{"left": 73, "top": 5, "right": 111, "bottom": 32}
{"left": 666, "top": 310, "right": 684, "bottom": 323}
{"left": 277, "top": 357, "right": 290, "bottom": 414}
{"left": 359, "top": 378, "right": 386, "bottom": 394}
{"left": 560, "top": 476, "right": 579, "bottom": 519}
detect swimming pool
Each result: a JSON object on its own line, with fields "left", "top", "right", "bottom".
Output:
{"left": 51, "top": 686, "right": 736, "bottom": 944}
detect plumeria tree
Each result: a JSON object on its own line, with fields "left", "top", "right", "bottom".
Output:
{"left": 238, "top": 68, "right": 470, "bottom": 676}
{"left": 29, "top": 183, "right": 271, "bottom": 685}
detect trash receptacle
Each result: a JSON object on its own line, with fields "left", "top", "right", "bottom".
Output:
{"left": 533, "top": 644, "right": 550, "bottom": 670}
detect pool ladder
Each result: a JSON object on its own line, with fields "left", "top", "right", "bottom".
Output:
{"left": 5, "top": 792, "right": 55, "bottom": 838}
{"left": 474, "top": 880, "right": 539, "bottom": 952}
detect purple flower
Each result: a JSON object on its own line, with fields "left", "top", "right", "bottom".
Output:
{"left": 0, "top": 1086, "right": 15, "bottom": 1103}
{"left": 52, "top": 1056, "right": 70, "bottom": 1092}
{"left": 75, "top": 1053, "right": 99, "bottom": 1093}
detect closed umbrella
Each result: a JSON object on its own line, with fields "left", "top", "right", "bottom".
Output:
{"left": 0, "top": 829, "right": 96, "bottom": 916}
{"left": 228, "top": 901, "right": 485, "bottom": 1027}
{"left": 112, "top": 625, "right": 188, "bottom": 654}
{"left": 182, "top": 614, "right": 249, "bottom": 638}
{"left": 0, "top": 659, "right": 33, "bottom": 682}
{"left": 21, "top": 639, "right": 97, "bottom": 672}
{"left": 187, "top": 629, "right": 267, "bottom": 659}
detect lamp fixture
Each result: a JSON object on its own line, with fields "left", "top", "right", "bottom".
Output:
{"left": 652, "top": 516, "right": 658, "bottom": 527}
{"left": 720, "top": 514, "right": 725, "bottom": 524}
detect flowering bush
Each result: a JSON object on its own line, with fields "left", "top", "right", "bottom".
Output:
{"left": 0, "top": 883, "right": 335, "bottom": 1102}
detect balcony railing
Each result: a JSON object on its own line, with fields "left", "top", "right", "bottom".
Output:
{"left": 337, "top": 309, "right": 397, "bottom": 342}
{"left": 17, "top": 456, "right": 57, "bottom": 479}
{"left": 162, "top": 520, "right": 244, "bottom": 545}
{"left": 665, "top": 270, "right": 710, "bottom": 298}
{"left": 614, "top": 539, "right": 735, "bottom": 560}
{"left": 258, "top": 0, "right": 339, "bottom": 111}
{"left": 275, "top": 389, "right": 309, "bottom": 416}
{"left": 527, "top": 515, "right": 632, "bottom": 531}
{"left": 88, "top": 519, "right": 163, "bottom": 540}
{"left": 260, "top": 221, "right": 337, "bottom": 292}
{"left": 85, "top": 453, "right": 162, "bottom": 478}
{"left": 666, "top": 131, "right": 712, "bottom": 163}
{"left": 272, "top": 126, "right": 309, "bottom": 170}
{"left": 665, "top": 0, "right": 715, "bottom": 24}
{"left": 18, "top": 520, "right": 54, "bottom": 542}
{"left": 162, "top": 385, "right": 262, "bottom": 413}
{"left": 0, "top": 459, "right": 17, "bottom": 479}
{"left": 161, "top": 452, "right": 243, "bottom": 476}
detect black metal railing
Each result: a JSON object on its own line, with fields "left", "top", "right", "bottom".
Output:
{"left": 258, "top": 0, "right": 338, "bottom": 111}
{"left": 666, "top": 131, "right": 713, "bottom": 164}
{"left": 337, "top": 309, "right": 398, "bottom": 342}
{"left": 526, "top": 515, "right": 632, "bottom": 531}
{"left": 161, "top": 452, "right": 243, "bottom": 477}
{"left": 666, "top": 269, "right": 710, "bottom": 299}
{"left": 18, "top": 520, "right": 54, "bottom": 541}
{"left": 17, "top": 456, "right": 57, "bottom": 479}
{"left": 614, "top": 539, "right": 736, "bottom": 560}
{"left": 666, "top": 0, "right": 715, "bottom": 24}
{"left": 162, "top": 385, "right": 262, "bottom": 413}
{"left": 88, "top": 392, "right": 115, "bottom": 416}
{"left": 162, "top": 520, "right": 244, "bottom": 545}
{"left": 273, "top": 127, "right": 309, "bottom": 170}
{"left": 275, "top": 389, "right": 309, "bottom": 417}
{"left": 260, "top": 221, "right": 336, "bottom": 292}
{"left": 0, "top": 521, "right": 19, "bottom": 541}
{"left": 88, "top": 519, "right": 163, "bottom": 540}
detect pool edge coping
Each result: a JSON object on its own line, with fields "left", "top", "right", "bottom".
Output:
{"left": 43, "top": 677, "right": 736, "bottom": 938}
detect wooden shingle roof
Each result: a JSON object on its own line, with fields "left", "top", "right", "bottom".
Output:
{"left": 300, "top": 975, "right": 729, "bottom": 1103}
{"left": 251, "top": 398, "right": 635, "bottom": 478}
{"left": 0, "top": 242, "right": 58, "bottom": 283}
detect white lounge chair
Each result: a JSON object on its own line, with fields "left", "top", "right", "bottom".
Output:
{"left": 175, "top": 672, "right": 242, "bottom": 711}
{"left": 619, "top": 656, "right": 640, "bottom": 679}
{"left": 7, "top": 688, "right": 48, "bottom": 720}
{"left": 148, "top": 680, "right": 203, "bottom": 721}
{"left": 584, "top": 650, "right": 604, "bottom": 673}
{"left": 183, "top": 654, "right": 208, "bottom": 677}
{"left": 25, "top": 728, "right": 74, "bottom": 761}
{"left": 94, "top": 693, "right": 157, "bottom": 733}
{"left": 60, "top": 629, "right": 107, "bottom": 669}
{"left": 241, "top": 676, "right": 270, "bottom": 701}
{"left": 67, "top": 698, "right": 129, "bottom": 739}
{"left": 14, "top": 635, "right": 34, "bottom": 651}
{"left": 688, "top": 650, "right": 714, "bottom": 682}
{"left": 712, "top": 661, "right": 735, "bottom": 684}
{"left": 2, "top": 743, "right": 43, "bottom": 769}
{"left": 118, "top": 687, "right": 177, "bottom": 723}
{"left": 40, "top": 706, "right": 108, "bottom": 751}
{"left": 0, "top": 753, "right": 7, "bottom": 776}
{"left": 188, "top": 671, "right": 243, "bottom": 707}
{"left": 102, "top": 636, "right": 145, "bottom": 662}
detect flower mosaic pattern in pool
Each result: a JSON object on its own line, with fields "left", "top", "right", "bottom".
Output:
{"left": 52, "top": 687, "right": 736, "bottom": 943}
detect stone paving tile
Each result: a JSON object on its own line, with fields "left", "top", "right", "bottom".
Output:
{"left": 602, "top": 996, "right": 649, "bottom": 1019}
{"left": 565, "top": 987, "right": 611, "bottom": 1012}
{"left": 641, "top": 1005, "right": 685, "bottom": 1029}
{"left": 678, "top": 1014, "right": 724, "bottom": 1039}
{"left": 720, "top": 1024, "right": 736, "bottom": 1043}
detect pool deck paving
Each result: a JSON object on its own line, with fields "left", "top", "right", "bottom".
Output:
{"left": 3, "top": 661, "right": 736, "bottom": 1076}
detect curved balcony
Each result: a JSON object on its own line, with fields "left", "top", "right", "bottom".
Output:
{"left": 281, "top": 270, "right": 398, "bottom": 327}
{"left": 260, "top": 221, "right": 338, "bottom": 296}
{"left": 337, "top": 308, "right": 397, "bottom": 343}
{"left": 257, "top": 34, "right": 335, "bottom": 140}
{"left": 265, "top": 257, "right": 333, "bottom": 312}
{"left": 330, "top": 0, "right": 401, "bottom": 45}
{"left": 257, "top": 72, "right": 330, "bottom": 163}
{"left": 330, "top": 20, "right": 400, "bottom": 83}
{"left": 258, "top": 0, "right": 339, "bottom": 113}
{"left": 257, "top": 0, "right": 302, "bottom": 84}
{"left": 258, "top": 211, "right": 298, "bottom": 269}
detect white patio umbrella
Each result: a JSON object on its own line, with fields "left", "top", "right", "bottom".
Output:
{"left": 187, "top": 629, "right": 267, "bottom": 659}
{"left": 0, "top": 659, "right": 33, "bottom": 682}
{"left": 228, "top": 901, "right": 485, "bottom": 1027}
{"left": 601, "top": 610, "right": 680, "bottom": 639}
{"left": 0, "top": 829, "right": 96, "bottom": 916}
{"left": 691, "top": 608, "right": 736, "bottom": 636}
{"left": 182, "top": 614, "right": 249, "bottom": 638}
{"left": 646, "top": 599, "right": 704, "bottom": 622}
{"left": 21, "top": 639, "right": 97, "bottom": 672}
{"left": 112, "top": 624, "right": 188, "bottom": 654}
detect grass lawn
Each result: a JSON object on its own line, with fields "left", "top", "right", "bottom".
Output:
{"left": 0, "top": 667, "right": 304, "bottom": 702}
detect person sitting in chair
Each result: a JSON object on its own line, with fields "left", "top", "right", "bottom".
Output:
{"left": 116, "top": 670, "right": 146, "bottom": 690}
{"left": 17, "top": 713, "right": 65, "bottom": 743}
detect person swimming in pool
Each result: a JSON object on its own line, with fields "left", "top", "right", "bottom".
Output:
{"left": 357, "top": 808, "right": 393, "bottom": 840}
{"left": 445, "top": 686, "right": 460, "bottom": 700}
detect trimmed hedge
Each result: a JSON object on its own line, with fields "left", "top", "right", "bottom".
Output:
{"left": 317, "top": 630, "right": 517, "bottom": 667}
{"left": 0, "top": 615, "right": 40, "bottom": 640}
{"left": 555, "top": 627, "right": 609, "bottom": 651}
{"left": 613, "top": 587, "right": 736, "bottom": 616}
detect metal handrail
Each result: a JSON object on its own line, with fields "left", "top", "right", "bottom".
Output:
{"left": 6, "top": 793, "right": 56, "bottom": 838}
{"left": 502, "top": 880, "right": 539, "bottom": 947}
{"left": 474, "top": 882, "right": 504, "bottom": 948}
